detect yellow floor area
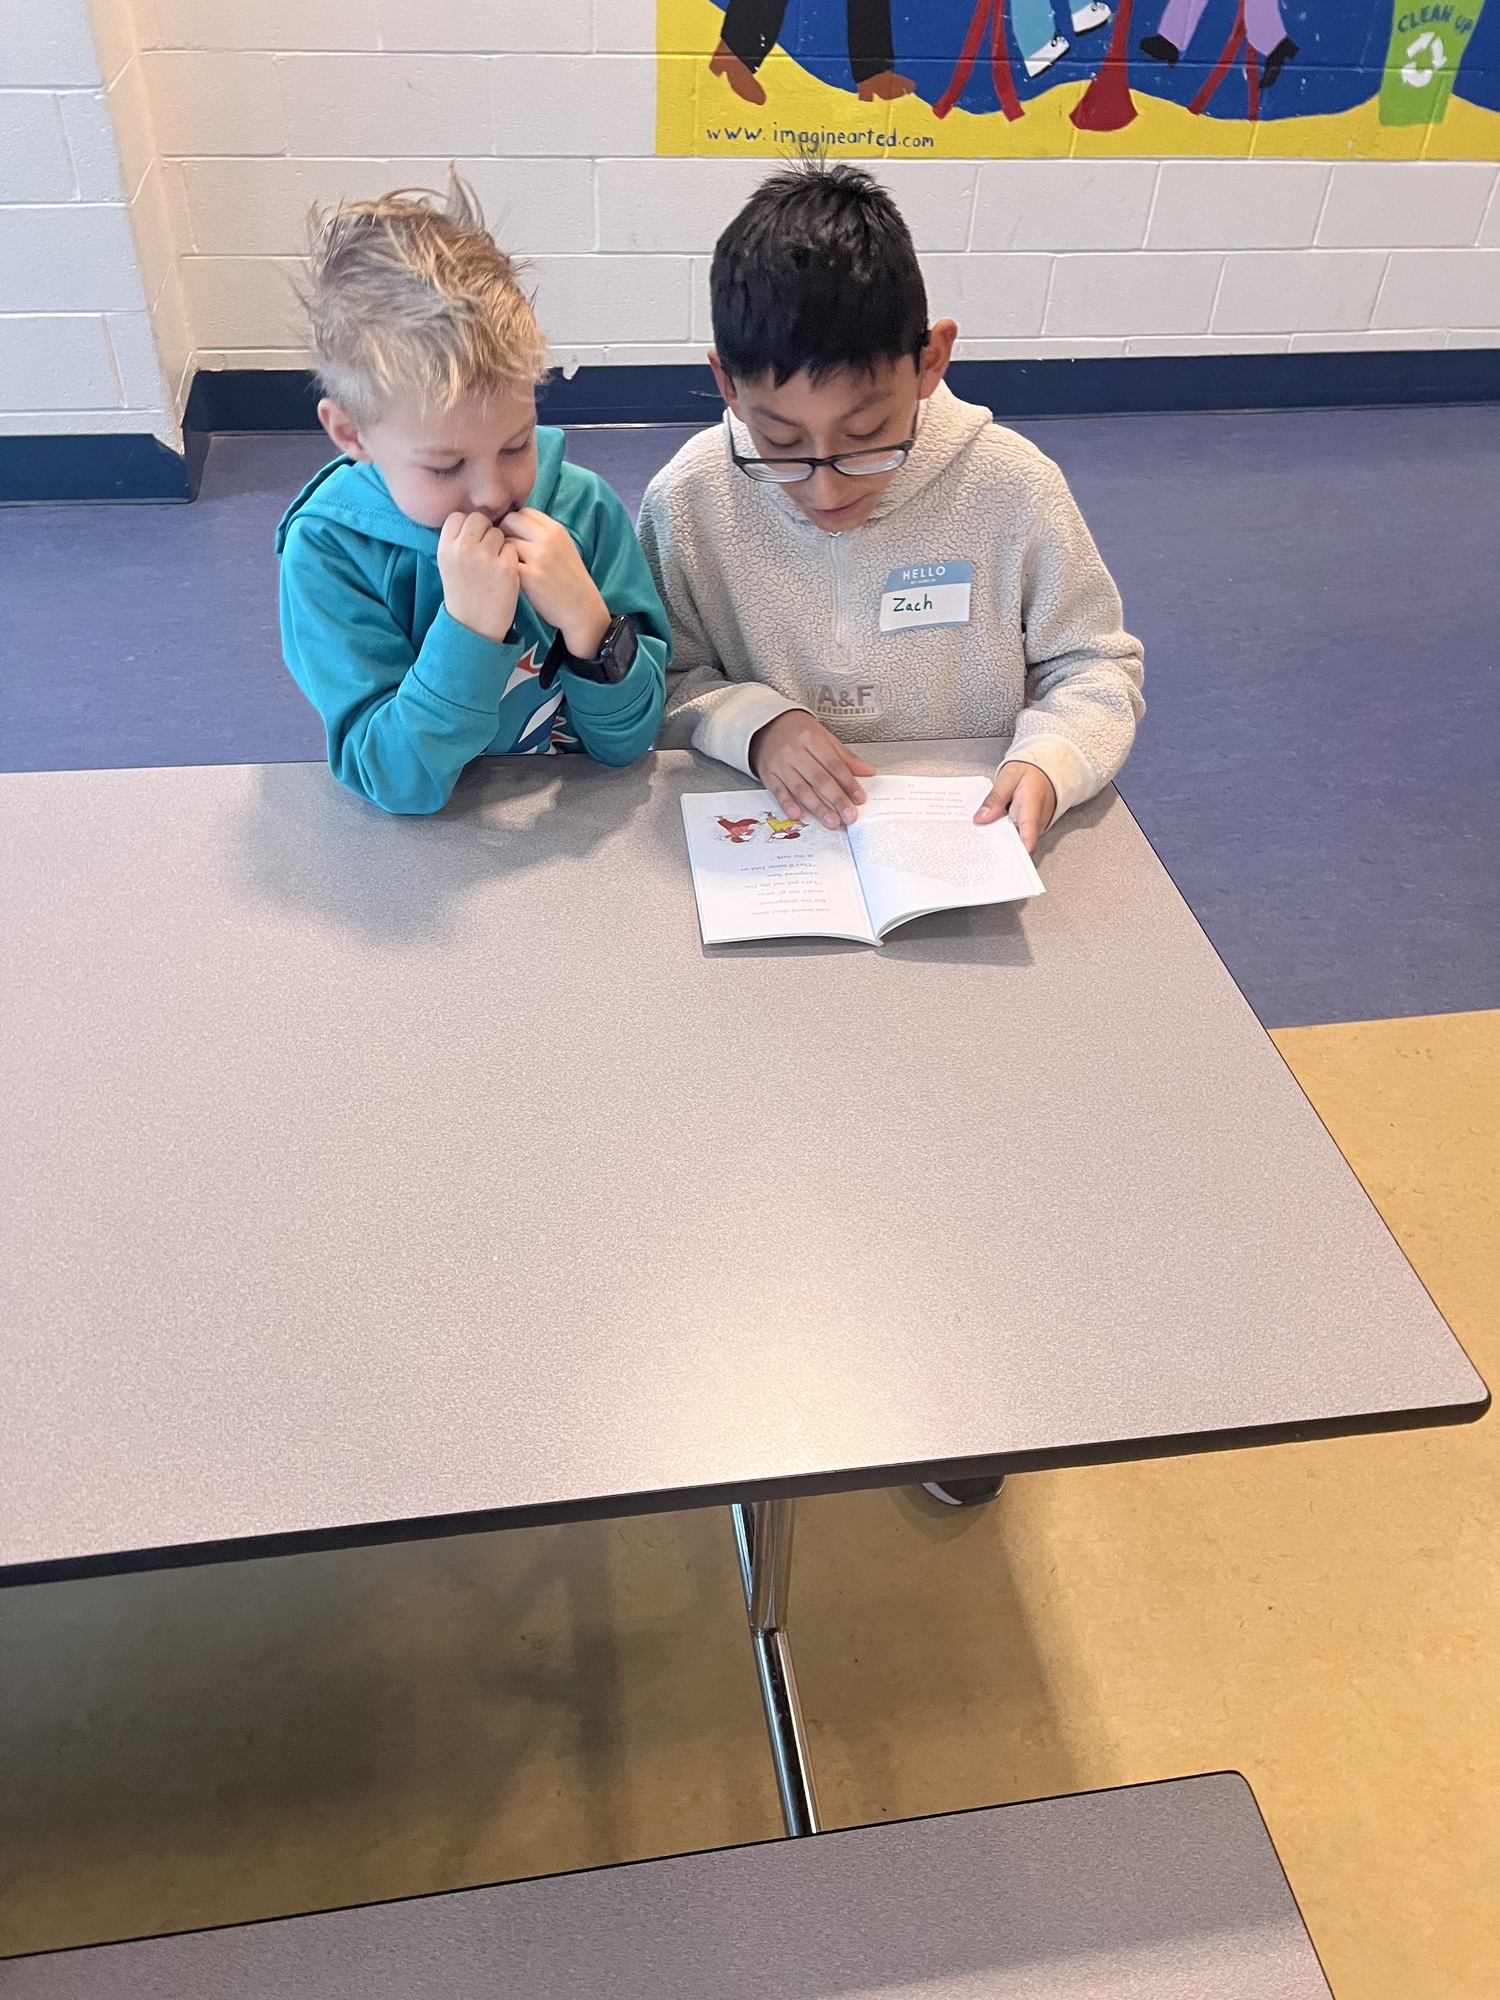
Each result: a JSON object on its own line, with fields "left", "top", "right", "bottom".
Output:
{"left": 2, "top": 1010, "right": 1496, "bottom": 1994}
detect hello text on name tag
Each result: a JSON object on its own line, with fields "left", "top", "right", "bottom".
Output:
{"left": 879, "top": 560, "right": 972, "bottom": 634}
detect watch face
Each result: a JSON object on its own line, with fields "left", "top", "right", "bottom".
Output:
{"left": 603, "top": 615, "right": 637, "bottom": 682}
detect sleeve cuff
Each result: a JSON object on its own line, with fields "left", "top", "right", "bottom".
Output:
{"left": 999, "top": 732, "right": 1100, "bottom": 819}
{"left": 411, "top": 605, "right": 517, "bottom": 714}
{"left": 557, "top": 654, "right": 650, "bottom": 716}
{"left": 691, "top": 683, "right": 804, "bottom": 776}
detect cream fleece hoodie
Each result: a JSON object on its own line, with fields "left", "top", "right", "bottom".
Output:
{"left": 638, "top": 382, "right": 1144, "bottom": 819}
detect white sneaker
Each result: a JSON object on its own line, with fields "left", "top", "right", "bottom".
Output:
{"left": 1024, "top": 34, "right": 1069, "bottom": 75}
{"left": 1072, "top": 2, "right": 1111, "bottom": 31}
{"left": 922, "top": 1475, "right": 1006, "bottom": 1507}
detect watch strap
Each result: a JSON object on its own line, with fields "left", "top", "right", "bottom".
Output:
{"left": 539, "top": 615, "right": 637, "bottom": 689}
{"left": 539, "top": 629, "right": 571, "bottom": 691}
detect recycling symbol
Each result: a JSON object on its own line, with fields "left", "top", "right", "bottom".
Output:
{"left": 1401, "top": 29, "right": 1447, "bottom": 86}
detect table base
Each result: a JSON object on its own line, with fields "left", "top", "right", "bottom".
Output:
{"left": 731, "top": 1499, "right": 821, "bottom": 1836}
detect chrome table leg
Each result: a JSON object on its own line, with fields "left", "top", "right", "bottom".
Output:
{"left": 731, "top": 1498, "right": 821, "bottom": 1837}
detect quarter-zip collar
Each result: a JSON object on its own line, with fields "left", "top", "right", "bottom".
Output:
{"left": 828, "top": 531, "right": 853, "bottom": 659}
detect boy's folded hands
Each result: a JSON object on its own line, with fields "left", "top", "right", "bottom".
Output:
{"left": 751, "top": 709, "right": 876, "bottom": 830}
{"left": 437, "top": 511, "right": 521, "bottom": 646}
{"left": 500, "top": 507, "right": 612, "bottom": 662}
{"left": 438, "top": 507, "right": 612, "bottom": 662}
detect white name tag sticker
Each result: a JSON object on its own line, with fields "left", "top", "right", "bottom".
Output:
{"left": 879, "top": 560, "right": 972, "bottom": 633}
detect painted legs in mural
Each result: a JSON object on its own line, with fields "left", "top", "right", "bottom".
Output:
{"left": 1011, "top": 0, "right": 1113, "bottom": 79}
{"left": 1141, "top": 0, "right": 1297, "bottom": 86}
{"left": 711, "top": 0, "right": 916, "bottom": 104}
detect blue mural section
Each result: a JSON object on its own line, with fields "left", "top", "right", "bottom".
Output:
{"left": 722, "top": 0, "right": 1500, "bottom": 121}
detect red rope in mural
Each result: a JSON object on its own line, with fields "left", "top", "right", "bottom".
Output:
{"left": 1188, "top": 3, "right": 1246, "bottom": 115}
{"left": 926, "top": 0, "right": 1266, "bottom": 134}
{"left": 935, "top": 0, "right": 1023, "bottom": 121}
{"left": 989, "top": 0, "right": 1024, "bottom": 120}
{"left": 1070, "top": 0, "right": 1137, "bottom": 130}
{"left": 934, "top": 0, "right": 995, "bottom": 117}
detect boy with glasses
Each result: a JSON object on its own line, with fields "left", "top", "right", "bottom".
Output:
{"left": 639, "top": 163, "right": 1143, "bottom": 854}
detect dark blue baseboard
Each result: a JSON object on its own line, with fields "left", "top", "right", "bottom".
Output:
{"left": 187, "top": 347, "right": 1500, "bottom": 430}
{"left": 5, "top": 347, "right": 1497, "bottom": 501}
{"left": 960, "top": 346, "right": 1500, "bottom": 416}
{"left": 183, "top": 368, "right": 322, "bottom": 433}
{"left": 180, "top": 362, "right": 732, "bottom": 429}
{"left": 0, "top": 428, "right": 207, "bottom": 505}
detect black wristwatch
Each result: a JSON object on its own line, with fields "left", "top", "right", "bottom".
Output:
{"left": 540, "top": 614, "right": 638, "bottom": 689}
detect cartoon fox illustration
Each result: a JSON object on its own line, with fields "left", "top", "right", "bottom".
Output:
{"left": 717, "top": 815, "right": 760, "bottom": 844}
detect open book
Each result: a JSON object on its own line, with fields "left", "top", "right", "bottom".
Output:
{"left": 681, "top": 774, "right": 1045, "bottom": 947}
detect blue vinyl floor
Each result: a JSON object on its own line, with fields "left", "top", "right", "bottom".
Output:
{"left": 2, "top": 408, "right": 1497, "bottom": 1030}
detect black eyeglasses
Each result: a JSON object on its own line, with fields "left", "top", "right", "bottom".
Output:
{"left": 724, "top": 404, "right": 922, "bottom": 486}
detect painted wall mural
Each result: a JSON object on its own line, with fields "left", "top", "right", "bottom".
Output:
{"left": 656, "top": 0, "right": 1500, "bottom": 155}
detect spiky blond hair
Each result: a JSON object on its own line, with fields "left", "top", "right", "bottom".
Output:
{"left": 305, "top": 172, "right": 549, "bottom": 423}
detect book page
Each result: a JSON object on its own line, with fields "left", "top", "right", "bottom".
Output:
{"left": 680, "top": 790, "right": 876, "bottom": 945}
{"left": 845, "top": 775, "right": 1045, "bottom": 939}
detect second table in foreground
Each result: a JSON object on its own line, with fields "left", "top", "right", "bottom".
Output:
{"left": 0, "top": 742, "right": 1486, "bottom": 1585}
{"left": 0, "top": 1773, "right": 1331, "bottom": 1998}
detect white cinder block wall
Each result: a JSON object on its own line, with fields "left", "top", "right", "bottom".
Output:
{"left": 7, "top": 0, "right": 1500, "bottom": 442}
{"left": 0, "top": 0, "right": 174, "bottom": 440}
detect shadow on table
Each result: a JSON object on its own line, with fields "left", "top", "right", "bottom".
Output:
{"left": 230, "top": 755, "right": 655, "bottom": 950}
{"left": 881, "top": 899, "right": 1035, "bottom": 967}
{"left": 701, "top": 899, "right": 1037, "bottom": 969}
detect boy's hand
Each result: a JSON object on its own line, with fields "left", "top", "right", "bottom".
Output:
{"left": 750, "top": 710, "right": 876, "bottom": 830}
{"left": 975, "top": 761, "right": 1056, "bottom": 853}
{"left": 437, "top": 511, "right": 521, "bottom": 644}
{"left": 501, "top": 507, "right": 612, "bottom": 662}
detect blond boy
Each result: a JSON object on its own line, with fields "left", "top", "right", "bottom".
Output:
{"left": 278, "top": 177, "right": 668, "bottom": 814}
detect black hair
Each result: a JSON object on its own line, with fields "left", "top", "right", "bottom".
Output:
{"left": 710, "top": 162, "right": 929, "bottom": 386}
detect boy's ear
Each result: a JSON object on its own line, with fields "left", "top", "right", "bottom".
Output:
{"left": 318, "top": 397, "right": 372, "bottom": 462}
{"left": 917, "top": 319, "right": 959, "bottom": 399}
{"left": 707, "top": 349, "right": 742, "bottom": 420}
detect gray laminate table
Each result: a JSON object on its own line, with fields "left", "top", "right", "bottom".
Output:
{"left": 0, "top": 744, "right": 1488, "bottom": 1834}
{"left": 0, "top": 1773, "right": 1332, "bottom": 1999}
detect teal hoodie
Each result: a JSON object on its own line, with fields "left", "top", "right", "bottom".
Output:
{"left": 276, "top": 429, "right": 669, "bottom": 814}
